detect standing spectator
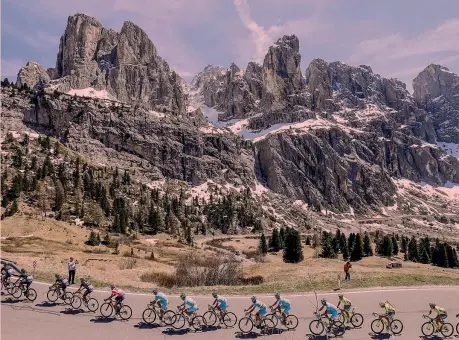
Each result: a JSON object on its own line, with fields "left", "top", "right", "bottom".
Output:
{"left": 344, "top": 261, "right": 352, "bottom": 281}
{"left": 68, "top": 257, "right": 79, "bottom": 284}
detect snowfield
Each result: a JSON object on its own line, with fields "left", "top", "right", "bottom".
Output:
{"left": 67, "top": 88, "right": 115, "bottom": 100}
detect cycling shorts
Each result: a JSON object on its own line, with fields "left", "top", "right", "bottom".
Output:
{"left": 218, "top": 301, "right": 228, "bottom": 311}
{"left": 187, "top": 305, "right": 197, "bottom": 313}
{"left": 440, "top": 313, "right": 447, "bottom": 320}
{"left": 83, "top": 290, "right": 92, "bottom": 298}
{"left": 344, "top": 305, "right": 351, "bottom": 311}
{"left": 258, "top": 307, "right": 267, "bottom": 317}
{"left": 115, "top": 295, "right": 125, "bottom": 303}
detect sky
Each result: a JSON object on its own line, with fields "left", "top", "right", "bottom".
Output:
{"left": 1, "top": 0, "right": 459, "bottom": 92}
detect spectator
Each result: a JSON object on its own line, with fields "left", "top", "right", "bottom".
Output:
{"left": 344, "top": 261, "right": 352, "bottom": 281}
{"left": 68, "top": 257, "right": 79, "bottom": 284}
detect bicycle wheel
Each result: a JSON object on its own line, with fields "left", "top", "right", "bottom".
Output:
{"left": 142, "top": 308, "right": 157, "bottom": 324}
{"left": 262, "top": 318, "right": 275, "bottom": 335}
{"left": 332, "top": 321, "right": 346, "bottom": 336}
{"left": 119, "top": 305, "right": 132, "bottom": 320}
{"left": 87, "top": 298, "right": 99, "bottom": 312}
{"left": 456, "top": 322, "right": 459, "bottom": 336}
{"left": 163, "top": 310, "right": 176, "bottom": 326}
{"left": 47, "top": 289, "right": 59, "bottom": 302}
{"left": 371, "top": 319, "right": 384, "bottom": 334}
{"left": 100, "top": 302, "right": 114, "bottom": 317}
{"left": 25, "top": 288, "right": 37, "bottom": 302}
{"left": 337, "top": 313, "right": 345, "bottom": 324}
{"left": 309, "top": 320, "right": 324, "bottom": 335}
{"left": 203, "top": 311, "right": 217, "bottom": 326}
{"left": 223, "top": 312, "right": 237, "bottom": 328}
{"left": 238, "top": 317, "right": 254, "bottom": 334}
{"left": 71, "top": 295, "right": 82, "bottom": 309}
{"left": 421, "top": 322, "right": 434, "bottom": 336}
{"left": 265, "top": 314, "right": 278, "bottom": 328}
{"left": 440, "top": 323, "right": 454, "bottom": 337}
{"left": 191, "top": 315, "right": 205, "bottom": 331}
{"left": 351, "top": 313, "right": 364, "bottom": 328}
{"left": 63, "top": 292, "right": 73, "bottom": 305}
{"left": 172, "top": 314, "right": 186, "bottom": 329}
{"left": 285, "top": 315, "right": 298, "bottom": 330}
{"left": 11, "top": 286, "right": 22, "bottom": 299}
{"left": 390, "top": 319, "right": 403, "bottom": 335}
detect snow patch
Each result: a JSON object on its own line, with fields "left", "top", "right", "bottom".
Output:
{"left": 67, "top": 88, "right": 115, "bottom": 100}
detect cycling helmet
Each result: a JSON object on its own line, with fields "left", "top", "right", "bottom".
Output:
{"left": 212, "top": 292, "right": 217, "bottom": 298}
{"left": 80, "top": 278, "right": 84, "bottom": 283}
{"left": 274, "top": 292, "right": 280, "bottom": 300}
{"left": 20, "top": 269, "right": 26, "bottom": 273}
{"left": 321, "top": 298, "right": 327, "bottom": 305}
{"left": 429, "top": 302, "right": 436, "bottom": 308}
{"left": 180, "top": 293, "right": 186, "bottom": 300}
{"left": 251, "top": 296, "right": 257, "bottom": 303}
{"left": 379, "top": 301, "right": 385, "bottom": 307}
{"left": 152, "top": 288, "right": 158, "bottom": 295}
{"left": 110, "top": 283, "right": 115, "bottom": 289}
{"left": 55, "top": 273, "right": 60, "bottom": 279}
{"left": 338, "top": 294, "right": 343, "bottom": 299}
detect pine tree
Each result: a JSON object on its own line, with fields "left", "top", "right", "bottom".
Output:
{"left": 363, "top": 232, "right": 373, "bottom": 256}
{"left": 279, "top": 227, "right": 286, "bottom": 248}
{"left": 432, "top": 243, "right": 448, "bottom": 268}
{"left": 348, "top": 233, "right": 356, "bottom": 253}
{"left": 350, "top": 233, "right": 364, "bottom": 261}
{"left": 400, "top": 236, "right": 407, "bottom": 253}
{"left": 420, "top": 246, "right": 431, "bottom": 264}
{"left": 332, "top": 234, "right": 340, "bottom": 254}
{"left": 269, "top": 228, "right": 281, "bottom": 251}
{"left": 321, "top": 236, "right": 336, "bottom": 258}
{"left": 283, "top": 229, "right": 304, "bottom": 263}
{"left": 342, "top": 241, "right": 350, "bottom": 260}
{"left": 259, "top": 233, "right": 268, "bottom": 254}
{"left": 378, "top": 235, "right": 393, "bottom": 257}
{"left": 391, "top": 236, "right": 399, "bottom": 255}
{"left": 407, "top": 236, "right": 419, "bottom": 262}
{"left": 446, "top": 244, "right": 458, "bottom": 268}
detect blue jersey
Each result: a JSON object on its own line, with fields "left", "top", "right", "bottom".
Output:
{"left": 278, "top": 297, "right": 291, "bottom": 309}
{"left": 80, "top": 281, "right": 93, "bottom": 291}
{"left": 253, "top": 300, "right": 266, "bottom": 309}
{"left": 154, "top": 292, "right": 168, "bottom": 306}
{"left": 326, "top": 302, "right": 338, "bottom": 315}
{"left": 184, "top": 297, "right": 197, "bottom": 309}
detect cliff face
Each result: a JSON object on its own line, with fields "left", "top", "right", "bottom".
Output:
{"left": 17, "top": 14, "right": 186, "bottom": 114}
{"left": 413, "top": 64, "right": 459, "bottom": 143}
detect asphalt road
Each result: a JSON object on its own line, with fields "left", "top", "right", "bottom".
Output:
{"left": 2, "top": 284, "right": 459, "bottom": 340}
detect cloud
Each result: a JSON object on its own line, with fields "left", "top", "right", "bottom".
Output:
{"left": 1, "top": 59, "right": 26, "bottom": 79}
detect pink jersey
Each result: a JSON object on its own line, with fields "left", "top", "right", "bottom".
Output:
{"left": 112, "top": 288, "right": 124, "bottom": 297}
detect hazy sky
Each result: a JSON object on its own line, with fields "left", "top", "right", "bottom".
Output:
{"left": 2, "top": 0, "right": 459, "bottom": 92}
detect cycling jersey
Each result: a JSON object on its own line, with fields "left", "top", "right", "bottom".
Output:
{"left": 20, "top": 273, "right": 33, "bottom": 283}
{"left": 154, "top": 292, "right": 168, "bottom": 307}
{"left": 253, "top": 300, "right": 267, "bottom": 316}
{"left": 325, "top": 302, "right": 339, "bottom": 319}
{"left": 432, "top": 306, "right": 447, "bottom": 318}
{"left": 215, "top": 296, "right": 228, "bottom": 311}
{"left": 278, "top": 297, "right": 291, "bottom": 313}
{"left": 112, "top": 288, "right": 124, "bottom": 297}
{"left": 80, "top": 281, "right": 94, "bottom": 292}
{"left": 56, "top": 278, "right": 69, "bottom": 288}
{"left": 184, "top": 297, "right": 197, "bottom": 313}
{"left": 382, "top": 302, "right": 395, "bottom": 316}
{"left": 340, "top": 297, "right": 351, "bottom": 307}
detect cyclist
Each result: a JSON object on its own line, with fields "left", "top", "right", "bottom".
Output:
{"left": 152, "top": 288, "right": 168, "bottom": 320}
{"left": 211, "top": 292, "right": 228, "bottom": 321}
{"left": 319, "top": 298, "right": 339, "bottom": 334}
{"left": 179, "top": 293, "right": 198, "bottom": 322}
{"left": 1, "top": 263, "right": 14, "bottom": 285}
{"left": 379, "top": 301, "right": 395, "bottom": 330}
{"left": 245, "top": 296, "right": 267, "bottom": 328}
{"left": 106, "top": 283, "right": 125, "bottom": 314}
{"left": 428, "top": 302, "right": 447, "bottom": 329}
{"left": 269, "top": 293, "right": 291, "bottom": 324}
{"left": 55, "top": 274, "right": 69, "bottom": 298}
{"left": 75, "top": 278, "right": 94, "bottom": 304}
{"left": 337, "top": 294, "right": 352, "bottom": 323}
{"left": 18, "top": 269, "right": 33, "bottom": 291}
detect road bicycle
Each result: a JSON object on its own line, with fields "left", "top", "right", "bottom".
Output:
{"left": 167, "top": 305, "right": 206, "bottom": 331}
{"left": 202, "top": 304, "right": 237, "bottom": 328}
{"left": 370, "top": 312, "right": 403, "bottom": 335}
{"left": 70, "top": 290, "right": 99, "bottom": 312}
{"left": 421, "top": 315, "right": 454, "bottom": 337}
{"left": 142, "top": 302, "right": 175, "bottom": 325}
{"left": 265, "top": 306, "right": 298, "bottom": 330}
{"left": 309, "top": 311, "right": 345, "bottom": 336}
{"left": 238, "top": 311, "right": 275, "bottom": 334}
{"left": 337, "top": 307, "right": 364, "bottom": 327}
{"left": 456, "top": 314, "right": 459, "bottom": 334}
{"left": 8, "top": 279, "right": 37, "bottom": 302}
{"left": 99, "top": 297, "right": 132, "bottom": 320}
{"left": 1, "top": 275, "right": 18, "bottom": 295}
{"left": 47, "top": 283, "right": 73, "bottom": 304}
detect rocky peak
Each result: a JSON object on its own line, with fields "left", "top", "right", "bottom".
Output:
{"left": 116, "top": 21, "right": 157, "bottom": 65}
{"left": 16, "top": 62, "right": 51, "bottom": 89}
{"left": 261, "top": 34, "right": 304, "bottom": 111}
{"left": 413, "top": 64, "right": 459, "bottom": 143}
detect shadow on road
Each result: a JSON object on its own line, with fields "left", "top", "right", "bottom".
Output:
{"left": 90, "top": 317, "right": 116, "bottom": 323}
{"left": 419, "top": 336, "right": 448, "bottom": 340}
{"left": 35, "top": 301, "right": 58, "bottom": 308}
{"left": 1, "top": 298, "right": 22, "bottom": 304}
{"left": 234, "top": 331, "right": 269, "bottom": 339}
{"left": 305, "top": 335, "right": 330, "bottom": 340}
{"left": 134, "top": 322, "right": 162, "bottom": 329}
{"left": 369, "top": 333, "right": 392, "bottom": 339}
{"left": 60, "top": 308, "right": 85, "bottom": 315}
{"left": 162, "top": 328, "right": 189, "bottom": 336}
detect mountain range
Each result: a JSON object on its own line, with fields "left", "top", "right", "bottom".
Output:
{"left": 2, "top": 13, "right": 459, "bottom": 235}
